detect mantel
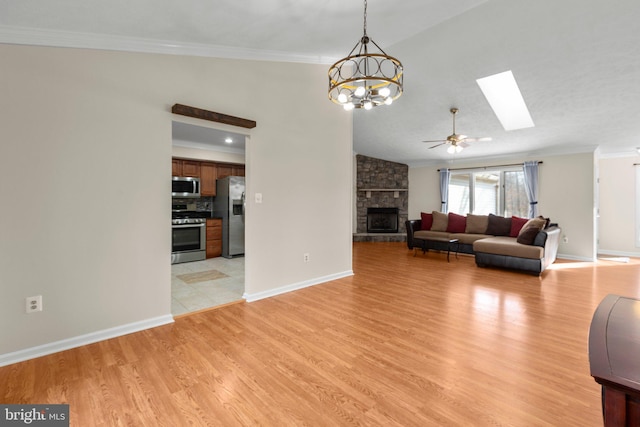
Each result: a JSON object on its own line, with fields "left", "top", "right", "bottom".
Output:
{"left": 358, "top": 188, "right": 408, "bottom": 198}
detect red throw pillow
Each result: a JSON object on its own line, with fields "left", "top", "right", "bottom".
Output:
{"left": 420, "top": 212, "right": 433, "bottom": 230}
{"left": 510, "top": 216, "right": 529, "bottom": 237}
{"left": 446, "top": 212, "right": 467, "bottom": 233}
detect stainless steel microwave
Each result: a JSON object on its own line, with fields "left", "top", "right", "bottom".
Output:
{"left": 172, "top": 177, "right": 200, "bottom": 198}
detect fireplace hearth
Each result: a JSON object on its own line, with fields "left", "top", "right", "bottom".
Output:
{"left": 367, "top": 207, "right": 399, "bottom": 233}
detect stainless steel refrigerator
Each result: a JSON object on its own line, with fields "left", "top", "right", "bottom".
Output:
{"left": 212, "top": 176, "right": 245, "bottom": 258}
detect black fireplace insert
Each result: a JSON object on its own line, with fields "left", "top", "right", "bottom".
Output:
{"left": 367, "top": 207, "right": 399, "bottom": 233}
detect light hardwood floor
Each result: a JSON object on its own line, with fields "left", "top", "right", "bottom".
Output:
{"left": 2, "top": 242, "right": 639, "bottom": 426}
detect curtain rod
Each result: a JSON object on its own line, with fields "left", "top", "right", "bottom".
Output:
{"left": 437, "top": 161, "right": 543, "bottom": 172}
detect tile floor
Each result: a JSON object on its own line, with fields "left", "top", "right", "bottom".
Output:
{"left": 171, "top": 256, "right": 245, "bottom": 316}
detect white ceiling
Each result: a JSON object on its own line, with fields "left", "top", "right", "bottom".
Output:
{"left": 1, "top": 0, "right": 639, "bottom": 165}
{"left": 172, "top": 122, "right": 246, "bottom": 154}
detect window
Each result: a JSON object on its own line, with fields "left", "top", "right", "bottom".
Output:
{"left": 448, "top": 168, "right": 529, "bottom": 217}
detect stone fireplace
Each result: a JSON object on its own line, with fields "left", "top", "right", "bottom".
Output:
{"left": 354, "top": 155, "right": 408, "bottom": 242}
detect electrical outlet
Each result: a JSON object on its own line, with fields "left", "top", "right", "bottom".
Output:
{"left": 563, "top": 235, "right": 569, "bottom": 243}
{"left": 303, "top": 253, "right": 310, "bottom": 263}
{"left": 26, "top": 295, "right": 42, "bottom": 313}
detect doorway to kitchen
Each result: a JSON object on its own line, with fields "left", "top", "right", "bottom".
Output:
{"left": 171, "top": 119, "right": 248, "bottom": 315}
{"left": 171, "top": 256, "right": 244, "bottom": 315}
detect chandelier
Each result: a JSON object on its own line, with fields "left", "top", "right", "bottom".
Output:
{"left": 328, "top": 0, "right": 403, "bottom": 111}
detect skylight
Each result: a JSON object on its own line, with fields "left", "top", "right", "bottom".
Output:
{"left": 476, "top": 70, "right": 534, "bottom": 131}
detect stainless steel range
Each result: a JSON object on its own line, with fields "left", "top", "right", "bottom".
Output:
{"left": 171, "top": 206, "right": 207, "bottom": 264}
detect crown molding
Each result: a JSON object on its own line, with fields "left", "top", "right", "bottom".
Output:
{"left": 405, "top": 144, "right": 601, "bottom": 169}
{"left": 0, "top": 25, "right": 339, "bottom": 65}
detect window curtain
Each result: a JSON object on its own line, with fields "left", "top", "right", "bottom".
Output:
{"left": 523, "top": 161, "right": 539, "bottom": 218}
{"left": 439, "top": 168, "right": 451, "bottom": 213}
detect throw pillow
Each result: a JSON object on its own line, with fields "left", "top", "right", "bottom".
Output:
{"left": 485, "top": 214, "right": 512, "bottom": 236}
{"left": 420, "top": 212, "right": 433, "bottom": 230}
{"left": 516, "top": 217, "right": 547, "bottom": 245}
{"left": 446, "top": 212, "right": 467, "bottom": 233}
{"left": 431, "top": 211, "right": 449, "bottom": 232}
{"left": 510, "top": 216, "right": 529, "bottom": 237}
{"left": 465, "top": 214, "right": 489, "bottom": 234}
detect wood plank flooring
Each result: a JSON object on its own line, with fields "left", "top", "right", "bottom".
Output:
{"left": 3, "top": 242, "right": 640, "bottom": 426}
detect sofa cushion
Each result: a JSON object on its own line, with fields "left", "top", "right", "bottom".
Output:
{"left": 414, "top": 230, "right": 451, "bottom": 240}
{"left": 485, "top": 214, "right": 512, "bottom": 236}
{"left": 451, "top": 233, "right": 493, "bottom": 245}
{"left": 431, "top": 211, "right": 448, "bottom": 232}
{"left": 510, "top": 216, "right": 529, "bottom": 237}
{"left": 465, "top": 214, "right": 489, "bottom": 234}
{"left": 517, "top": 217, "right": 548, "bottom": 245}
{"left": 420, "top": 212, "right": 433, "bottom": 230}
{"left": 473, "top": 236, "right": 544, "bottom": 259}
{"left": 446, "top": 212, "right": 467, "bottom": 233}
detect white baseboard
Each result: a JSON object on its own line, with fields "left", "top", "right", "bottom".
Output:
{"left": 0, "top": 315, "right": 174, "bottom": 367}
{"left": 556, "top": 253, "right": 596, "bottom": 262}
{"left": 598, "top": 249, "right": 640, "bottom": 258}
{"left": 243, "top": 270, "right": 354, "bottom": 302}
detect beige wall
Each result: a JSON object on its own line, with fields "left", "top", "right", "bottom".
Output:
{"left": 0, "top": 44, "right": 352, "bottom": 361}
{"left": 599, "top": 156, "right": 640, "bottom": 256}
{"left": 408, "top": 152, "right": 597, "bottom": 260}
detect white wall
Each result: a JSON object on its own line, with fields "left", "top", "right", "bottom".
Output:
{"left": 408, "top": 152, "right": 596, "bottom": 260}
{"left": 0, "top": 44, "right": 352, "bottom": 362}
{"left": 599, "top": 156, "right": 640, "bottom": 256}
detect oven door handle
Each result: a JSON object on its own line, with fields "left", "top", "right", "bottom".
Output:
{"left": 172, "top": 223, "right": 206, "bottom": 229}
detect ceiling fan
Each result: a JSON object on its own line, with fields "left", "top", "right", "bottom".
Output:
{"left": 423, "top": 108, "right": 492, "bottom": 153}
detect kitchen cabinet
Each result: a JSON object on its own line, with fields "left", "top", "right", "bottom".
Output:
{"left": 200, "top": 163, "right": 217, "bottom": 196}
{"left": 172, "top": 158, "right": 244, "bottom": 183}
{"left": 171, "top": 159, "right": 182, "bottom": 176}
{"left": 206, "top": 218, "right": 222, "bottom": 258}
{"left": 182, "top": 160, "right": 200, "bottom": 177}
{"left": 172, "top": 159, "right": 201, "bottom": 177}
{"left": 217, "top": 164, "right": 245, "bottom": 179}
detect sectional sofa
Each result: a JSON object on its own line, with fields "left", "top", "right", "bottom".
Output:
{"left": 405, "top": 211, "right": 561, "bottom": 275}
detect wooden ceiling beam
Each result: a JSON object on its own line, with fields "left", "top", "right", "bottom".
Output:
{"left": 171, "top": 104, "right": 256, "bottom": 129}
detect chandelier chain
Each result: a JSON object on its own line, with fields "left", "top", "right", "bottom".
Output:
{"left": 363, "top": 0, "right": 368, "bottom": 36}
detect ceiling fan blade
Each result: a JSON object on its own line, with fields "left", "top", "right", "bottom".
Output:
{"left": 428, "top": 142, "right": 447, "bottom": 149}
{"left": 422, "top": 139, "right": 447, "bottom": 143}
{"left": 458, "top": 141, "right": 470, "bottom": 148}
{"left": 462, "top": 136, "right": 492, "bottom": 143}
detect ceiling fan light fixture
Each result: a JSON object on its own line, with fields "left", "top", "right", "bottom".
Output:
{"left": 423, "top": 108, "right": 491, "bottom": 153}
{"left": 328, "top": 0, "right": 403, "bottom": 110}
{"left": 447, "top": 144, "right": 464, "bottom": 154}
